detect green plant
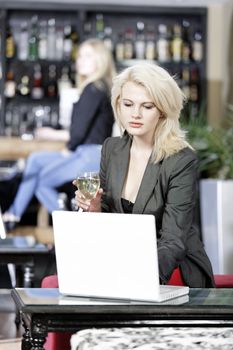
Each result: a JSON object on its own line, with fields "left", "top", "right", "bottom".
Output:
{"left": 181, "top": 112, "right": 233, "bottom": 179}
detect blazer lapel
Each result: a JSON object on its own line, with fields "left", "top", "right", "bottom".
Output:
{"left": 111, "top": 135, "right": 131, "bottom": 213}
{"left": 133, "top": 160, "right": 162, "bottom": 214}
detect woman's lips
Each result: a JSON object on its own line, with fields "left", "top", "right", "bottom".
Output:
{"left": 129, "top": 122, "right": 143, "bottom": 128}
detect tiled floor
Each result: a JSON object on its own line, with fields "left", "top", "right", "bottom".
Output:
{"left": 0, "top": 289, "right": 23, "bottom": 349}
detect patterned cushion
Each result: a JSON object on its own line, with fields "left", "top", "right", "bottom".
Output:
{"left": 70, "top": 327, "right": 233, "bottom": 350}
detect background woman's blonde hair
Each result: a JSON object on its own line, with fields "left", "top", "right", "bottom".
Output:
{"left": 77, "top": 38, "right": 116, "bottom": 93}
{"left": 111, "top": 63, "right": 193, "bottom": 163}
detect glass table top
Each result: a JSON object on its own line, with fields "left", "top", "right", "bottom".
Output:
{"left": 13, "top": 288, "right": 233, "bottom": 308}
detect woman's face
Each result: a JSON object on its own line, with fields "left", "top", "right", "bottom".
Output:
{"left": 119, "top": 81, "right": 162, "bottom": 144}
{"left": 76, "top": 44, "right": 98, "bottom": 78}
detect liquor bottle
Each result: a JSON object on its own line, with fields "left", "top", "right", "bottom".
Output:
{"left": 115, "top": 33, "right": 124, "bottom": 61}
{"left": 192, "top": 30, "right": 203, "bottom": 62}
{"left": 47, "top": 64, "right": 57, "bottom": 97}
{"left": 56, "top": 26, "right": 64, "bottom": 61}
{"left": 124, "top": 28, "right": 134, "bottom": 60}
{"left": 181, "top": 67, "right": 190, "bottom": 100}
{"left": 103, "top": 26, "right": 113, "bottom": 52}
{"left": 135, "top": 22, "right": 145, "bottom": 60}
{"left": 6, "top": 26, "right": 15, "bottom": 59}
{"left": 83, "top": 21, "right": 92, "bottom": 39}
{"left": 28, "top": 16, "right": 39, "bottom": 61}
{"left": 31, "top": 64, "right": 44, "bottom": 99}
{"left": 145, "top": 26, "right": 156, "bottom": 61}
{"left": 157, "top": 24, "right": 170, "bottom": 63}
{"left": 95, "top": 13, "right": 104, "bottom": 40}
{"left": 47, "top": 18, "right": 56, "bottom": 60}
{"left": 70, "top": 27, "right": 79, "bottom": 61}
{"left": 57, "top": 66, "right": 72, "bottom": 96}
{"left": 17, "top": 75, "right": 30, "bottom": 96}
{"left": 182, "top": 20, "right": 192, "bottom": 62}
{"left": 189, "top": 66, "right": 199, "bottom": 118}
{"left": 18, "top": 21, "right": 29, "bottom": 60}
{"left": 38, "top": 20, "right": 48, "bottom": 60}
{"left": 4, "top": 69, "right": 16, "bottom": 98}
{"left": 171, "top": 24, "right": 183, "bottom": 63}
{"left": 63, "top": 24, "right": 72, "bottom": 60}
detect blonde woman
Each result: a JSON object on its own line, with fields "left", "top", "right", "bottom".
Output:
{"left": 3, "top": 38, "right": 116, "bottom": 226}
{"left": 76, "top": 63, "right": 215, "bottom": 288}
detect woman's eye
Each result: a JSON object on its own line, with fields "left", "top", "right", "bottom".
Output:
{"left": 123, "top": 103, "right": 132, "bottom": 107}
{"left": 144, "top": 105, "right": 154, "bottom": 110}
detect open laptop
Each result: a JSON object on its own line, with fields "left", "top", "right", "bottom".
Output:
{"left": 52, "top": 211, "right": 189, "bottom": 303}
{"left": 0, "top": 207, "right": 6, "bottom": 239}
{"left": 0, "top": 208, "right": 36, "bottom": 247}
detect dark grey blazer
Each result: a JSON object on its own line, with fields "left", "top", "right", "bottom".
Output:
{"left": 100, "top": 133, "right": 215, "bottom": 288}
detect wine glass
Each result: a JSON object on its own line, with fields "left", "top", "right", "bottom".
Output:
{"left": 75, "top": 172, "right": 100, "bottom": 212}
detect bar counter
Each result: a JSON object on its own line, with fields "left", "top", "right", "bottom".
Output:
{"left": 0, "top": 137, "right": 66, "bottom": 160}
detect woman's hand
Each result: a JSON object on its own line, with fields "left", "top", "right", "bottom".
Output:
{"left": 73, "top": 180, "right": 103, "bottom": 212}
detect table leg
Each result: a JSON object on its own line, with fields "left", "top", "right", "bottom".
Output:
{"left": 31, "top": 320, "right": 48, "bottom": 350}
{"left": 15, "top": 310, "right": 21, "bottom": 330}
{"left": 21, "top": 318, "right": 32, "bottom": 350}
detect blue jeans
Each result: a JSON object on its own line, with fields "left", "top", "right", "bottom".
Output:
{"left": 7, "top": 144, "right": 102, "bottom": 218}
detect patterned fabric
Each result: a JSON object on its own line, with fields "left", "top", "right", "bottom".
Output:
{"left": 71, "top": 327, "right": 233, "bottom": 350}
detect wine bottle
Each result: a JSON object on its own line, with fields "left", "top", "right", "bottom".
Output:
{"left": 38, "top": 20, "right": 48, "bottom": 60}
{"left": 182, "top": 20, "right": 192, "bottom": 62}
{"left": 124, "top": 28, "right": 134, "bottom": 60}
{"left": 31, "top": 64, "right": 44, "bottom": 99}
{"left": 115, "top": 33, "right": 124, "bottom": 61}
{"left": 57, "top": 66, "right": 72, "bottom": 96}
{"left": 47, "top": 18, "right": 56, "bottom": 60}
{"left": 145, "top": 26, "right": 156, "bottom": 61}
{"left": 171, "top": 24, "right": 183, "bottom": 63}
{"left": 47, "top": 64, "right": 57, "bottom": 97}
{"left": 181, "top": 67, "right": 190, "bottom": 100}
{"left": 192, "top": 30, "right": 203, "bottom": 62}
{"left": 103, "top": 26, "right": 113, "bottom": 52}
{"left": 135, "top": 22, "right": 145, "bottom": 60}
{"left": 18, "top": 21, "right": 29, "bottom": 61}
{"left": 95, "top": 13, "right": 104, "bottom": 40}
{"left": 157, "top": 24, "right": 170, "bottom": 63}
{"left": 63, "top": 24, "right": 72, "bottom": 60}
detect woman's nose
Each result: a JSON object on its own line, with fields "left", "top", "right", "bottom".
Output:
{"left": 131, "top": 105, "right": 141, "bottom": 118}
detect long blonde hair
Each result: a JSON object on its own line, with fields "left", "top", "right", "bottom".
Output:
{"left": 77, "top": 38, "right": 116, "bottom": 93}
{"left": 111, "top": 63, "right": 193, "bottom": 163}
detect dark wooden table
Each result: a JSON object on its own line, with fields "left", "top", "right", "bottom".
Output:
{"left": 12, "top": 288, "right": 233, "bottom": 350}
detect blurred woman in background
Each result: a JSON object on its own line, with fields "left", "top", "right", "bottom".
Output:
{"left": 3, "top": 38, "right": 116, "bottom": 227}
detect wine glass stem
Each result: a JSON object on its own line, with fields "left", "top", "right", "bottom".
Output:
{"left": 78, "top": 207, "right": 84, "bottom": 212}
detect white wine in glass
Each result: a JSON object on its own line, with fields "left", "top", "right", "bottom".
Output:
{"left": 76, "top": 172, "right": 100, "bottom": 211}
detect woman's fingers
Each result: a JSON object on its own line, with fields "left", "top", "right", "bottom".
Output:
{"left": 74, "top": 188, "right": 103, "bottom": 212}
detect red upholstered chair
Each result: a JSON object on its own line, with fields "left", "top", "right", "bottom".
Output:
{"left": 214, "top": 275, "right": 233, "bottom": 288}
{"left": 42, "top": 275, "right": 72, "bottom": 350}
{"left": 167, "top": 269, "right": 233, "bottom": 288}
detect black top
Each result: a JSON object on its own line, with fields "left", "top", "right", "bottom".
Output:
{"left": 67, "top": 82, "right": 114, "bottom": 151}
{"left": 121, "top": 198, "right": 134, "bottom": 213}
